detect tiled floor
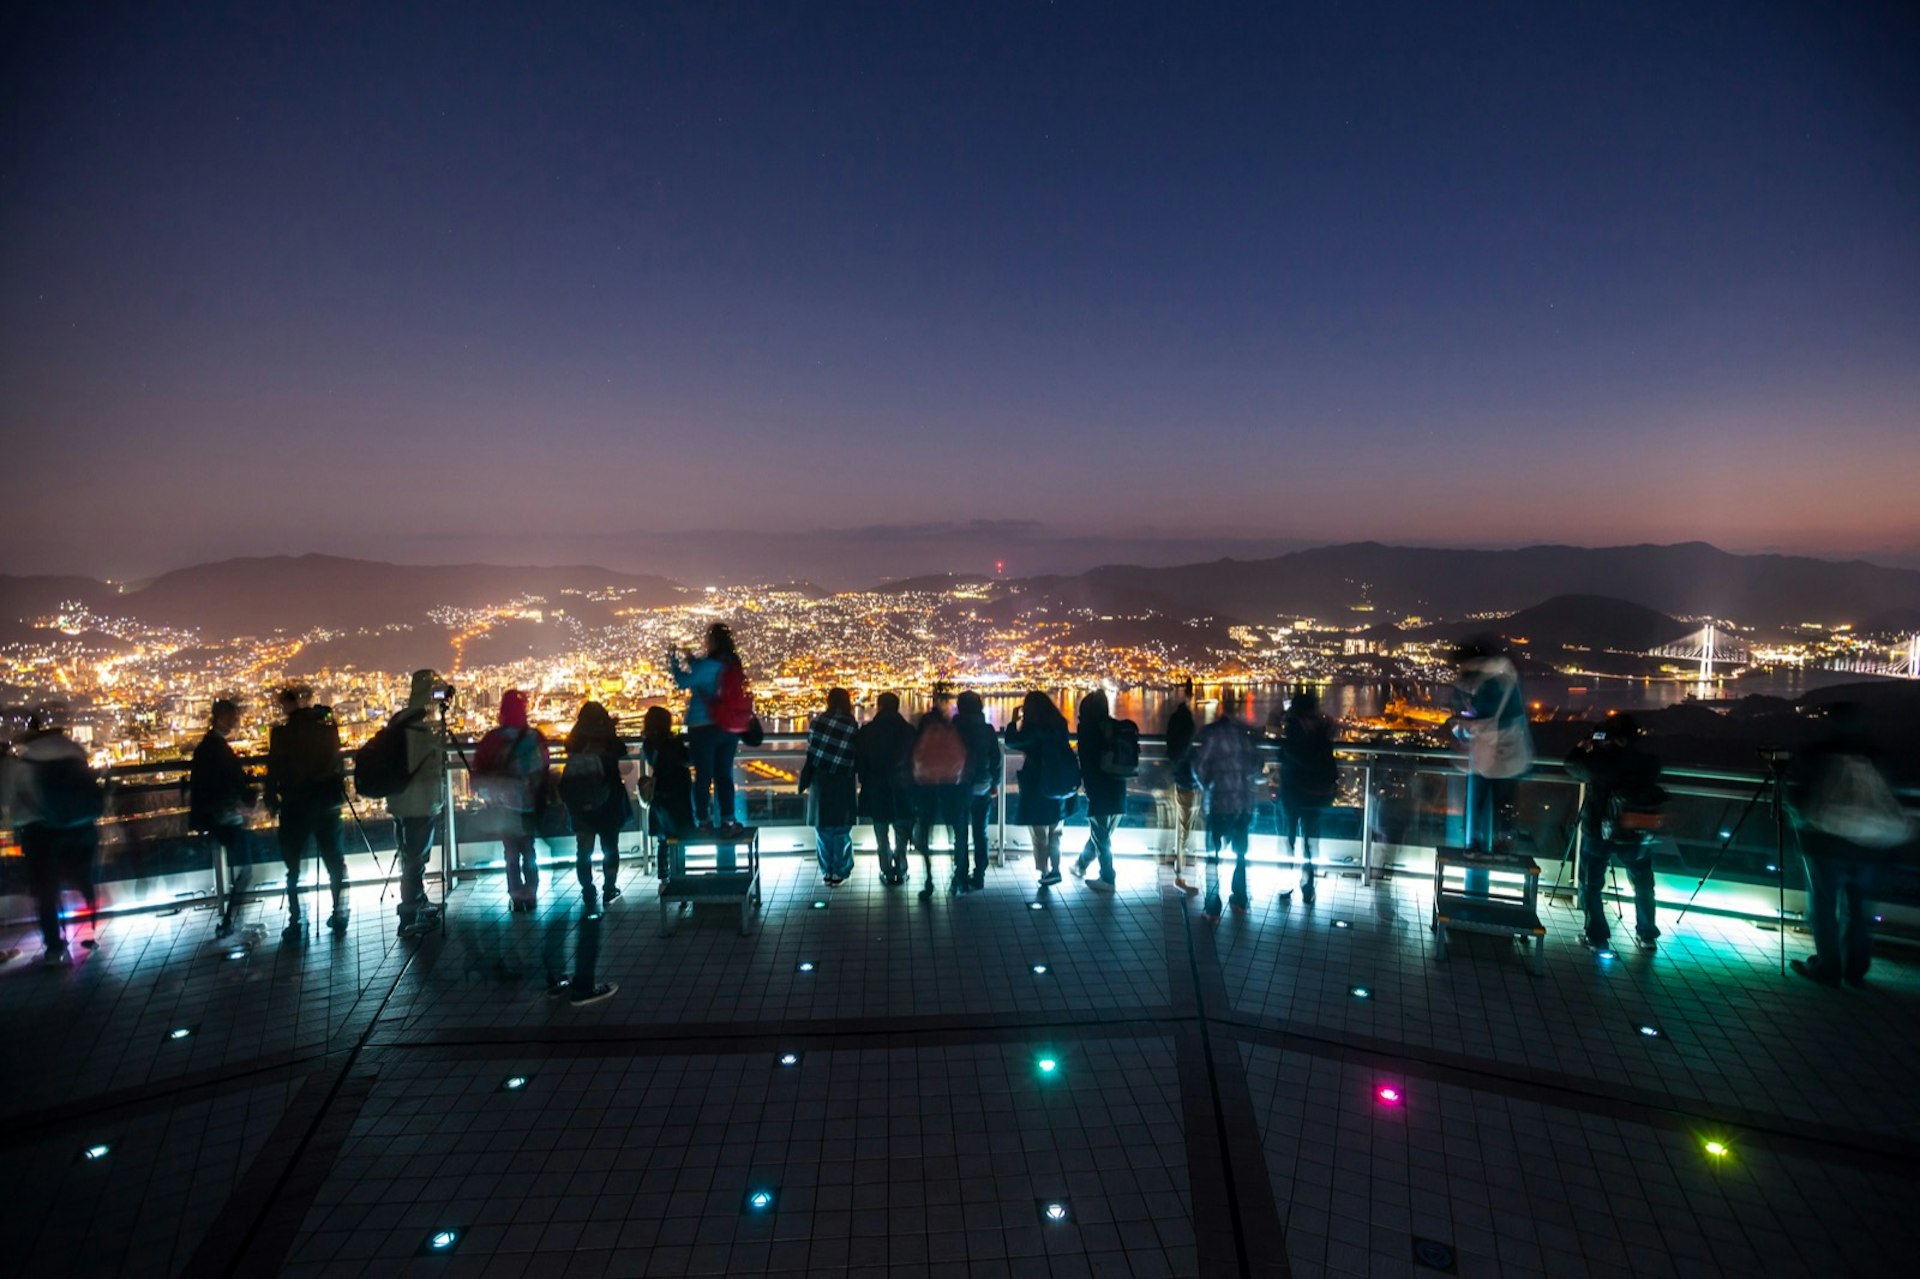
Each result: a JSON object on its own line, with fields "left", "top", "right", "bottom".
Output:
{"left": 2, "top": 845, "right": 1915, "bottom": 1276}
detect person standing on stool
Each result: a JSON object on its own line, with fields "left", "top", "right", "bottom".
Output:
{"left": 265, "top": 686, "right": 350, "bottom": 937}
{"left": 387, "top": 671, "right": 447, "bottom": 936}
{"left": 1450, "top": 636, "right": 1534, "bottom": 895}
{"left": 1564, "top": 714, "right": 1665, "bottom": 950}
{"left": 190, "top": 698, "right": 258, "bottom": 937}
{"left": 671, "top": 622, "right": 749, "bottom": 836}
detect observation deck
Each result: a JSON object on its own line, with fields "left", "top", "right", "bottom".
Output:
{"left": 2, "top": 738, "right": 1917, "bottom": 1277}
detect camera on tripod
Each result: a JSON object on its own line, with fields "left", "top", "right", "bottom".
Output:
{"left": 1756, "top": 746, "right": 1790, "bottom": 764}
{"left": 431, "top": 683, "right": 456, "bottom": 704}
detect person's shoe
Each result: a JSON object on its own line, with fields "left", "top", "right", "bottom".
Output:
{"left": 1275, "top": 888, "right": 1294, "bottom": 901}
{"left": 1230, "top": 899, "right": 1249, "bottom": 914}
{"left": 1581, "top": 933, "right": 1611, "bottom": 951}
{"left": 1790, "top": 958, "right": 1841, "bottom": 988}
{"left": 569, "top": 982, "right": 618, "bottom": 1007}
{"left": 1069, "top": 861, "right": 1087, "bottom": 880}
{"left": 583, "top": 900, "right": 604, "bottom": 920}
{"left": 1088, "top": 877, "right": 1115, "bottom": 893}
{"left": 1174, "top": 877, "right": 1199, "bottom": 896}
{"left": 917, "top": 883, "right": 934, "bottom": 900}
{"left": 398, "top": 917, "right": 436, "bottom": 939}
{"left": 970, "top": 874, "right": 986, "bottom": 891}
{"left": 214, "top": 917, "right": 235, "bottom": 938}
{"left": 282, "top": 920, "right": 307, "bottom": 942}
{"left": 1633, "top": 929, "right": 1660, "bottom": 950}
{"left": 41, "top": 942, "right": 71, "bottom": 966}
{"left": 1844, "top": 971, "right": 1868, "bottom": 989}
{"left": 1040, "top": 870, "right": 1063, "bottom": 887}
{"left": 719, "top": 823, "right": 749, "bottom": 839}
{"left": 603, "top": 887, "right": 623, "bottom": 906}
{"left": 1302, "top": 885, "right": 1317, "bottom": 906}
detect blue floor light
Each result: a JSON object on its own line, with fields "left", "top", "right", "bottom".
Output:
{"left": 745, "top": 1189, "right": 776, "bottom": 1212}
{"left": 423, "top": 1228, "right": 460, "bottom": 1253}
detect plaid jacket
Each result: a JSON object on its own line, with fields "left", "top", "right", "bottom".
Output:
{"left": 805, "top": 711, "right": 860, "bottom": 776}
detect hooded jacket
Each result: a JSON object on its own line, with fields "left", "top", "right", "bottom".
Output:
{"left": 473, "top": 691, "right": 549, "bottom": 812}
{"left": 387, "top": 671, "right": 448, "bottom": 819}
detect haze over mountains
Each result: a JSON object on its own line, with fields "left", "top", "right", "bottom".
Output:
{"left": 3, "top": 544, "right": 1919, "bottom": 646}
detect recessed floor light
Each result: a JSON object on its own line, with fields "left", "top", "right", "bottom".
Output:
{"left": 1636, "top": 1024, "right": 1663, "bottom": 1039}
{"left": 500, "top": 1075, "right": 529, "bottom": 1091}
{"left": 1349, "top": 985, "right": 1372, "bottom": 999}
{"left": 82, "top": 1143, "right": 111, "bottom": 1161}
{"left": 167, "top": 1027, "right": 194, "bottom": 1041}
{"left": 1029, "top": 901, "right": 1045, "bottom": 911}
{"left": 811, "top": 900, "right": 827, "bottom": 910}
{"left": 1703, "top": 1140, "right": 1730, "bottom": 1159}
{"left": 1376, "top": 1085, "right": 1403, "bottom": 1104}
{"left": 424, "top": 1228, "right": 460, "bottom": 1253}
{"left": 1332, "top": 920, "right": 1350, "bottom": 929}
{"left": 1036, "top": 1055, "right": 1059, "bottom": 1076}
{"left": 1039, "top": 1199, "right": 1071, "bottom": 1223}
{"left": 796, "top": 961, "right": 815, "bottom": 973}
{"left": 745, "top": 1189, "right": 775, "bottom": 1212}
{"left": 777, "top": 1052, "right": 800, "bottom": 1067}
{"left": 1031, "top": 963, "right": 1049, "bottom": 975}
{"left": 226, "top": 948, "right": 247, "bottom": 960}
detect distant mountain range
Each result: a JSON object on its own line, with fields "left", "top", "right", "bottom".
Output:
{"left": 1020, "top": 542, "right": 1920, "bottom": 631}
{"left": 4, "top": 543, "right": 1918, "bottom": 646}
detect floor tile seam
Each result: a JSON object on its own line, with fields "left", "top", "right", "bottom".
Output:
{"left": 1168, "top": 894, "right": 1293, "bottom": 1277}
{"left": 1219, "top": 1013, "right": 1920, "bottom": 1179}
{"left": 361, "top": 1003, "right": 1191, "bottom": 1051}
{"left": 0, "top": 1048, "right": 331, "bottom": 1150}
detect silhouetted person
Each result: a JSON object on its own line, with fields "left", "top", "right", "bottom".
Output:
{"left": 1451, "top": 636, "right": 1534, "bottom": 899}
{"left": 1276, "top": 688, "right": 1337, "bottom": 904}
{"left": 190, "top": 698, "right": 257, "bottom": 937}
{"left": 1194, "top": 691, "right": 1261, "bottom": 918}
{"left": 855, "top": 692, "right": 916, "bottom": 885}
{"left": 911, "top": 686, "right": 968, "bottom": 898}
{"left": 2, "top": 709, "right": 102, "bottom": 963}
{"left": 1165, "top": 679, "right": 1200, "bottom": 895}
{"left": 671, "top": 622, "right": 750, "bottom": 834}
{"left": 562, "top": 700, "right": 631, "bottom": 915}
{"left": 387, "top": 671, "right": 448, "bottom": 936}
{"left": 473, "top": 689, "right": 550, "bottom": 914}
{"left": 1788, "top": 703, "right": 1912, "bottom": 987}
{"left": 955, "top": 690, "right": 1003, "bottom": 891}
{"left": 799, "top": 688, "right": 859, "bottom": 885}
{"left": 1006, "top": 690, "right": 1076, "bottom": 887}
{"left": 1564, "top": 714, "right": 1666, "bottom": 950}
{"left": 1071, "top": 689, "right": 1125, "bottom": 891}
{"left": 639, "top": 705, "right": 695, "bottom": 859}
{"left": 265, "top": 685, "right": 349, "bottom": 936}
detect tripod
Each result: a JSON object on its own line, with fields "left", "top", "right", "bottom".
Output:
{"left": 428, "top": 698, "right": 478, "bottom": 934}
{"left": 1672, "top": 754, "right": 1791, "bottom": 976}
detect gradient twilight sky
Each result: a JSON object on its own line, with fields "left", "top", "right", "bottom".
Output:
{"left": 3, "top": 1, "right": 1917, "bottom": 585}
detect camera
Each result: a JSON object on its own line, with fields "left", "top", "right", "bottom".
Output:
{"left": 1757, "top": 746, "right": 1790, "bottom": 762}
{"left": 432, "top": 684, "right": 456, "bottom": 703}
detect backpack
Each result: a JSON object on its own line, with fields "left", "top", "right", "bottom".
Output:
{"left": 352, "top": 715, "right": 420, "bottom": 799}
{"left": 912, "top": 717, "right": 967, "bottom": 786}
{"left": 1040, "top": 735, "right": 1081, "bottom": 802}
{"left": 559, "top": 751, "right": 614, "bottom": 815}
{"left": 1100, "top": 719, "right": 1141, "bottom": 778}
{"left": 33, "top": 754, "right": 104, "bottom": 828}
{"left": 1801, "top": 755, "right": 1913, "bottom": 849}
{"left": 277, "top": 713, "right": 342, "bottom": 791}
{"left": 473, "top": 727, "right": 541, "bottom": 810}
{"left": 709, "top": 660, "right": 754, "bottom": 734}
{"left": 1601, "top": 779, "right": 1668, "bottom": 842}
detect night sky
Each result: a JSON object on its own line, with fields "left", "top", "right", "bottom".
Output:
{"left": 3, "top": 2, "right": 1916, "bottom": 584}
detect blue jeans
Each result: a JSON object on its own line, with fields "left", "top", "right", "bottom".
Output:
{"left": 1579, "top": 838, "right": 1657, "bottom": 943}
{"left": 1075, "top": 814, "right": 1119, "bottom": 882}
{"left": 1802, "top": 854, "right": 1874, "bottom": 982}
{"left": 815, "top": 827, "right": 854, "bottom": 880}
{"left": 688, "top": 725, "right": 739, "bottom": 827}
{"left": 1463, "top": 773, "right": 1517, "bottom": 896}
{"left": 957, "top": 793, "right": 993, "bottom": 883}
{"left": 1204, "top": 811, "right": 1251, "bottom": 913}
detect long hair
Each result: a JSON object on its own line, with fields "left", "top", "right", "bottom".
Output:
{"left": 825, "top": 687, "right": 854, "bottom": 719}
{"left": 1077, "top": 687, "right": 1111, "bottom": 729}
{"left": 567, "top": 700, "right": 618, "bottom": 753}
{"left": 1021, "top": 690, "right": 1064, "bottom": 732}
{"left": 706, "top": 623, "right": 738, "bottom": 661}
{"left": 641, "top": 705, "right": 676, "bottom": 749}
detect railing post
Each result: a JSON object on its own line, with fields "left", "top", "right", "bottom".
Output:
{"left": 996, "top": 752, "right": 1008, "bottom": 865}
{"left": 1361, "top": 756, "right": 1376, "bottom": 883}
{"left": 443, "top": 743, "right": 459, "bottom": 880}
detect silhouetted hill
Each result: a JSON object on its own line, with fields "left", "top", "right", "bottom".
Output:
{"left": 1038, "top": 543, "right": 1920, "bottom": 629}
{"left": 0, "top": 575, "right": 117, "bottom": 640}
{"left": 1468, "top": 595, "right": 1688, "bottom": 651}
{"left": 124, "top": 555, "right": 688, "bottom": 635}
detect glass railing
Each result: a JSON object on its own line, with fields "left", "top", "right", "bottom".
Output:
{"left": 6, "top": 733, "right": 1915, "bottom": 932}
